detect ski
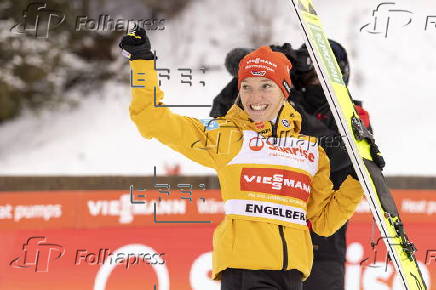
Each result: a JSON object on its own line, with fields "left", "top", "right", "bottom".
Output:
{"left": 286, "top": 0, "right": 427, "bottom": 289}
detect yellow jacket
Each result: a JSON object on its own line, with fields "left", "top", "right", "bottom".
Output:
{"left": 129, "top": 60, "right": 363, "bottom": 281}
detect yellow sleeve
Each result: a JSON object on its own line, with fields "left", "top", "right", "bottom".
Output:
{"left": 306, "top": 146, "right": 364, "bottom": 236}
{"left": 129, "top": 60, "right": 216, "bottom": 168}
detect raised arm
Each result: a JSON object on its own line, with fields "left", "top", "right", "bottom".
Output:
{"left": 119, "top": 27, "right": 217, "bottom": 168}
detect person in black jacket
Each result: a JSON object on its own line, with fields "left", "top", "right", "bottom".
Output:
{"left": 210, "top": 40, "right": 371, "bottom": 290}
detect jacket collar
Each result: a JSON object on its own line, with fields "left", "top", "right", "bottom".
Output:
{"left": 224, "top": 102, "right": 302, "bottom": 138}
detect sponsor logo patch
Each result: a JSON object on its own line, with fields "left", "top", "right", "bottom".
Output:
{"left": 250, "top": 70, "right": 267, "bottom": 77}
{"left": 200, "top": 119, "right": 219, "bottom": 131}
{"left": 282, "top": 119, "right": 290, "bottom": 128}
{"left": 247, "top": 57, "right": 278, "bottom": 67}
{"left": 228, "top": 131, "right": 319, "bottom": 176}
{"left": 240, "top": 168, "right": 311, "bottom": 202}
{"left": 247, "top": 137, "right": 315, "bottom": 163}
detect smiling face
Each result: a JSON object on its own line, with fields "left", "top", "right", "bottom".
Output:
{"left": 239, "top": 77, "right": 285, "bottom": 122}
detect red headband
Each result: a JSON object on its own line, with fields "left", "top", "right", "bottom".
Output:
{"left": 238, "top": 46, "right": 293, "bottom": 98}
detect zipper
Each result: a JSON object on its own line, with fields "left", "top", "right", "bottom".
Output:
{"left": 278, "top": 225, "right": 288, "bottom": 270}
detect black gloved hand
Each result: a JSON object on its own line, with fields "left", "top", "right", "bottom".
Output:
{"left": 119, "top": 26, "right": 154, "bottom": 60}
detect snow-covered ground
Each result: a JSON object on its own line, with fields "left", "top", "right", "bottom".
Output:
{"left": 1, "top": 0, "right": 436, "bottom": 176}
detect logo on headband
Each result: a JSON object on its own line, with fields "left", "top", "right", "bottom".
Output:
{"left": 247, "top": 58, "right": 278, "bottom": 67}
{"left": 251, "top": 71, "right": 267, "bottom": 77}
{"left": 282, "top": 81, "right": 291, "bottom": 93}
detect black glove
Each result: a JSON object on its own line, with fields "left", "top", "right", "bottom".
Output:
{"left": 119, "top": 26, "right": 154, "bottom": 60}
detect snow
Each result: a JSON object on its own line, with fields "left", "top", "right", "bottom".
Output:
{"left": 1, "top": 0, "right": 436, "bottom": 176}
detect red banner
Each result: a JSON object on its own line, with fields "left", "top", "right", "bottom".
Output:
{"left": 0, "top": 190, "right": 223, "bottom": 229}
{"left": 1, "top": 189, "right": 435, "bottom": 289}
